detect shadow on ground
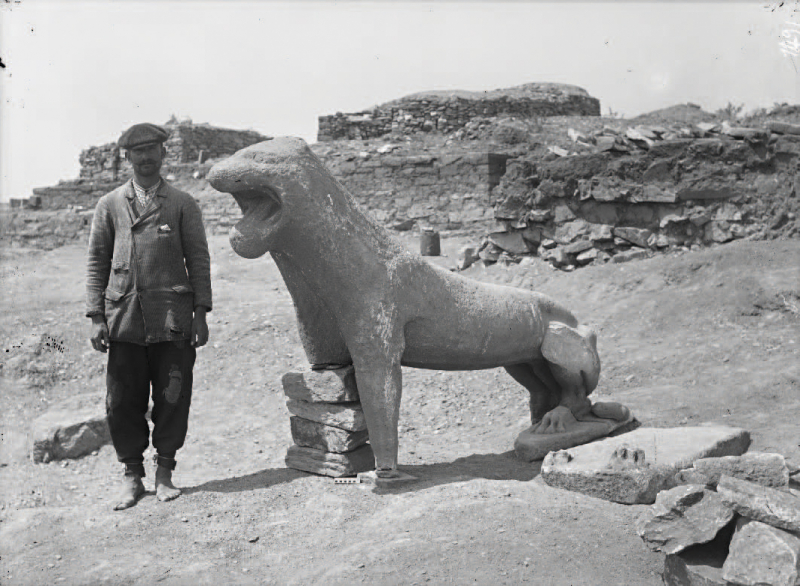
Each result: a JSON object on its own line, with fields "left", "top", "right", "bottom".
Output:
{"left": 182, "top": 451, "right": 541, "bottom": 496}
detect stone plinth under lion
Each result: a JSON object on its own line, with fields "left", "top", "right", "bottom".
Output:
{"left": 207, "top": 137, "right": 633, "bottom": 483}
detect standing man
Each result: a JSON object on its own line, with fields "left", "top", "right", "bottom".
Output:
{"left": 86, "top": 123, "right": 212, "bottom": 510}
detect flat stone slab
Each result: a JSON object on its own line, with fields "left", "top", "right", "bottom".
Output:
{"left": 540, "top": 426, "right": 750, "bottom": 504}
{"left": 285, "top": 444, "right": 374, "bottom": 478}
{"left": 290, "top": 416, "right": 369, "bottom": 453}
{"left": 674, "top": 452, "right": 790, "bottom": 489}
{"left": 718, "top": 475, "right": 800, "bottom": 533}
{"left": 357, "top": 470, "right": 418, "bottom": 488}
{"left": 664, "top": 539, "right": 729, "bottom": 586}
{"left": 637, "top": 485, "right": 735, "bottom": 554}
{"left": 514, "top": 412, "right": 636, "bottom": 462}
{"left": 31, "top": 394, "right": 111, "bottom": 463}
{"left": 722, "top": 518, "right": 800, "bottom": 586}
{"left": 285, "top": 398, "right": 367, "bottom": 432}
{"left": 282, "top": 366, "right": 359, "bottom": 403}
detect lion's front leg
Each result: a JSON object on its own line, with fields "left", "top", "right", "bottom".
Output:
{"left": 349, "top": 320, "right": 407, "bottom": 477}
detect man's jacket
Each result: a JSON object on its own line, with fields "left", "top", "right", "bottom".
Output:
{"left": 86, "top": 179, "right": 212, "bottom": 345}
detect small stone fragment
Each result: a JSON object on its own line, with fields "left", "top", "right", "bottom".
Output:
{"left": 718, "top": 475, "right": 800, "bottom": 533}
{"left": 637, "top": 485, "right": 735, "bottom": 554}
{"left": 722, "top": 518, "right": 800, "bottom": 586}
{"left": 663, "top": 536, "right": 730, "bottom": 586}
{"left": 281, "top": 366, "right": 359, "bottom": 403}
{"left": 674, "top": 452, "right": 790, "bottom": 489}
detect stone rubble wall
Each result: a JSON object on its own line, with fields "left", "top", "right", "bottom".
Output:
{"left": 318, "top": 84, "right": 600, "bottom": 142}
{"left": 476, "top": 132, "right": 800, "bottom": 269}
{"left": 315, "top": 150, "right": 509, "bottom": 229}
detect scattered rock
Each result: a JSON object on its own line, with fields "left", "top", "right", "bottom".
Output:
{"left": 290, "top": 416, "right": 369, "bottom": 453}
{"left": 674, "top": 452, "right": 790, "bottom": 489}
{"left": 540, "top": 426, "right": 750, "bottom": 504}
{"left": 282, "top": 366, "right": 359, "bottom": 403}
{"left": 31, "top": 394, "right": 111, "bottom": 463}
{"left": 285, "top": 444, "right": 374, "bottom": 478}
{"left": 718, "top": 475, "right": 800, "bottom": 533}
{"left": 637, "top": 485, "right": 735, "bottom": 554}
{"left": 663, "top": 533, "right": 731, "bottom": 586}
{"left": 611, "top": 249, "right": 649, "bottom": 264}
{"left": 487, "top": 231, "right": 530, "bottom": 255}
{"left": 613, "top": 227, "right": 653, "bottom": 248}
{"left": 285, "top": 399, "right": 367, "bottom": 432}
{"left": 722, "top": 518, "right": 800, "bottom": 586}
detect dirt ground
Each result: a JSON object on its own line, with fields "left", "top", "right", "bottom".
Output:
{"left": 1, "top": 233, "right": 798, "bottom": 586}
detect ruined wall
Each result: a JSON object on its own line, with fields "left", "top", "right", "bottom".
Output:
{"left": 32, "top": 121, "right": 269, "bottom": 211}
{"left": 318, "top": 83, "right": 600, "bottom": 142}
{"left": 479, "top": 133, "right": 799, "bottom": 268}
{"left": 318, "top": 150, "right": 509, "bottom": 229}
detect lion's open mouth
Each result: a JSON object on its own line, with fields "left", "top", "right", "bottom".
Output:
{"left": 230, "top": 187, "right": 282, "bottom": 226}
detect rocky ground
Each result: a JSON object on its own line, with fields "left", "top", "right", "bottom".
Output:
{"left": 0, "top": 233, "right": 799, "bottom": 585}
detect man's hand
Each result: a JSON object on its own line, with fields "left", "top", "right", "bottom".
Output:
{"left": 191, "top": 307, "right": 209, "bottom": 348}
{"left": 90, "top": 315, "right": 110, "bottom": 353}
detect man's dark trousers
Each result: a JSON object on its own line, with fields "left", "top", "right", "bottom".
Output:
{"left": 106, "top": 341, "right": 196, "bottom": 477}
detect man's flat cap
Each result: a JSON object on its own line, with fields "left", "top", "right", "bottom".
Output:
{"left": 118, "top": 123, "right": 169, "bottom": 149}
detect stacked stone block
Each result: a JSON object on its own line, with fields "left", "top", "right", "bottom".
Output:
{"left": 282, "top": 365, "right": 374, "bottom": 478}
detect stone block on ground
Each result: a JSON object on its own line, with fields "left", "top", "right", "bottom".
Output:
{"left": 722, "top": 518, "right": 800, "bottom": 586}
{"left": 663, "top": 532, "right": 732, "bottom": 586}
{"left": 717, "top": 475, "right": 800, "bottom": 533}
{"left": 636, "top": 484, "right": 735, "bottom": 554}
{"left": 285, "top": 444, "right": 374, "bottom": 478}
{"left": 286, "top": 398, "right": 367, "bottom": 432}
{"left": 674, "top": 452, "right": 790, "bottom": 489}
{"left": 515, "top": 410, "right": 636, "bottom": 462}
{"left": 540, "top": 426, "right": 750, "bottom": 504}
{"left": 290, "top": 416, "right": 369, "bottom": 453}
{"left": 611, "top": 249, "right": 649, "bottom": 264}
{"left": 487, "top": 231, "right": 530, "bottom": 255}
{"left": 281, "top": 366, "right": 359, "bottom": 403}
{"left": 31, "top": 394, "right": 111, "bottom": 463}
{"left": 613, "top": 226, "right": 653, "bottom": 248}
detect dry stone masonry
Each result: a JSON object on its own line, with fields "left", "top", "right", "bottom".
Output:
{"left": 282, "top": 366, "right": 374, "bottom": 478}
{"left": 317, "top": 83, "right": 600, "bottom": 141}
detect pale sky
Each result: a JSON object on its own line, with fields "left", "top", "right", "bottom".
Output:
{"left": 2, "top": 1, "right": 800, "bottom": 200}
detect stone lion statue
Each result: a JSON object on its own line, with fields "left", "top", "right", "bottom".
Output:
{"left": 208, "top": 137, "right": 630, "bottom": 480}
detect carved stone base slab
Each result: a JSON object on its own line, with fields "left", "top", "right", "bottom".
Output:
{"left": 357, "top": 470, "right": 418, "bottom": 488}
{"left": 285, "top": 444, "right": 374, "bottom": 478}
{"left": 540, "top": 426, "right": 751, "bottom": 504}
{"left": 290, "top": 416, "right": 369, "bottom": 453}
{"left": 514, "top": 413, "right": 637, "bottom": 462}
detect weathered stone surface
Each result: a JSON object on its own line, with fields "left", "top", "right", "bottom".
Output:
{"left": 663, "top": 536, "right": 731, "bottom": 586}
{"left": 31, "top": 394, "right": 111, "bottom": 463}
{"left": 285, "top": 399, "right": 367, "bottom": 432}
{"left": 540, "top": 426, "right": 750, "bottom": 504}
{"left": 722, "top": 518, "right": 800, "bottom": 586}
{"left": 487, "top": 231, "right": 530, "bottom": 255}
{"left": 767, "top": 121, "right": 800, "bottom": 135}
{"left": 674, "top": 453, "right": 790, "bottom": 489}
{"left": 718, "top": 475, "right": 800, "bottom": 533}
{"left": 285, "top": 444, "right": 375, "bottom": 478}
{"left": 282, "top": 366, "right": 359, "bottom": 403}
{"left": 612, "top": 249, "right": 649, "bottom": 264}
{"left": 290, "top": 416, "right": 369, "bottom": 453}
{"left": 515, "top": 410, "right": 635, "bottom": 462}
{"left": 637, "top": 485, "right": 735, "bottom": 554}
{"left": 613, "top": 226, "right": 653, "bottom": 248}
{"left": 564, "top": 239, "right": 593, "bottom": 255}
